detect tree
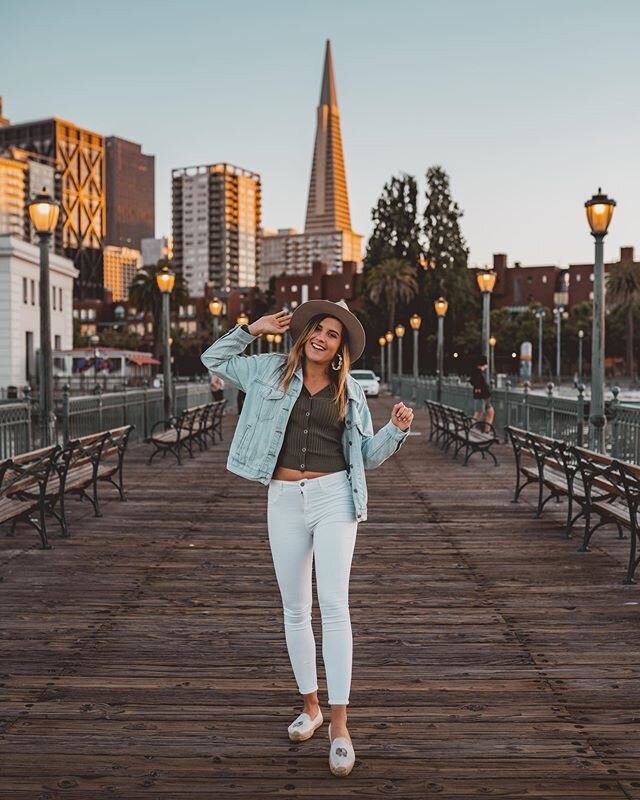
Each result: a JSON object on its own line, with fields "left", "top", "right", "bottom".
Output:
{"left": 363, "top": 174, "right": 423, "bottom": 271}
{"left": 365, "top": 258, "right": 418, "bottom": 332}
{"left": 128, "top": 260, "right": 189, "bottom": 358}
{"left": 422, "top": 166, "right": 478, "bottom": 366}
{"left": 606, "top": 258, "right": 640, "bottom": 380}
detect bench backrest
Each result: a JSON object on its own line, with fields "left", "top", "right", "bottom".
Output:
{"left": 58, "top": 433, "right": 108, "bottom": 483}
{"left": 1, "top": 445, "right": 60, "bottom": 497}
{"left": 101, "top": 425, "right": 134, "bottom": 465}
{"left": 572, "top": 446, "right": 622, "bottom": 502}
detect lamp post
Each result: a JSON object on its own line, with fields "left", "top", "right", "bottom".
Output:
{"left": 156, "top": 265, "right": 176, "bottom": 418}
{"left": 378, "top": 336, "right": 386, "bottom": 384}
{"left": 395, "top": 324, "right": 405, "bottom": 378}
{"left": 209, "top": 297, "right": 223, "bottom": 340}
{"left": 385, "top": 331, "right": 394, "bottom": 385}
{"left": 489, "top": 335, "right": 497, "bottom": 386}
{"left": 535, "top": 308, "right": 546, "bottom": 380}
{"left": 554, "top": 306, "right": 564, "bottom": 383}
{"left": 585, "top": 188, "right": 616, "bottom": 451}
{"left": 578, "top": 329, "right": 584, "bottom": 383}
{"left": 89, "top": 334, "right": 101, "bottom": 389}
{"left": 266, "top": 333, "right": 275, "bottom": 353}
{"left": 27, "top": 187, "right": 60, "bottom": 446}
{"left": 476, "top": 268, "right": 497, "bottom": 367}
{"left": 274, "top": 333, "right": 283, "bottom": 352}
{"left": 434, "top": 297, "right": 448, "bottom": 402}
{"left": 409, "top": 313, "right": 422, "bottom": 381}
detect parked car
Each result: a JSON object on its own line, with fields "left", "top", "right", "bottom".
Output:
{"left": 350, "top": 369, "right": 380, "bottom": 397}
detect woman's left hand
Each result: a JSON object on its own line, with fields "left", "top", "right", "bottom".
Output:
{"left": 391, "top": 402, "right": 414, "bottom": 431}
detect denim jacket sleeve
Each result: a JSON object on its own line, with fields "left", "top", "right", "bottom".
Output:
{"left": 200, "top": 325, "right": 261, "bottom": 392}
{"left": 354, "top": 392, "right": 409, "bottom": 469}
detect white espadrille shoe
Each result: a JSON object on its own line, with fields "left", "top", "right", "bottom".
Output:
{"left": 328, "top": 722, "right": 356, "bottom": 776}
{"left": 288, "top": 709, "right": 324, "bottom": 742}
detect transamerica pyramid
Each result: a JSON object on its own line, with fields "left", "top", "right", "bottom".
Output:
{"left": 304, "top": 40, "right": 353, "bottom": 234}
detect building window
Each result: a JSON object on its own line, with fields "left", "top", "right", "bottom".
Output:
{"left": 54, "top": 335, "right": 61, "bottom": 350}
{"left": 541, "top": 275, "right": 547, "bottom": 284}
{"left": 23, "top": 277, "right": 27, "bottom": 304}
{"left": 30, "top": 279, "right": 35, "bottom": 305}
{"left": 52, "top": 285, "right": 56, "bottom": 310}
{"left": 590, "top": 273, "right": 594, "bottom": 282}
{"left": 291, "top": 285, "right": 298, "bottom": 292}
{"left": 589, "top": 291, "right": 594, "bottom": 300}
{"left": 576, "top": 274, "right": 581, "bottom": 282}
{"left": 59, "top": 288, "right": 63, "bottom": 311}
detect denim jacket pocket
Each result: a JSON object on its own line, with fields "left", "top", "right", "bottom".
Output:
{"left": 256, "top": 383, "right": 285, "bottom": 421}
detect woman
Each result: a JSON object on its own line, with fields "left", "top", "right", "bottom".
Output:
{"left": 201, "top": 299, "right": 414, "bottom": 777}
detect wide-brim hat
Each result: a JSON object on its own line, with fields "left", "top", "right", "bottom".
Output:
{"left": 289, "top": 299, "right": 366, "bottom": 362}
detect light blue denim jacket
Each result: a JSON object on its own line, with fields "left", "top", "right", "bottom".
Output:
{"left": 200, "top": 325, "right": 409, "bottom": 521}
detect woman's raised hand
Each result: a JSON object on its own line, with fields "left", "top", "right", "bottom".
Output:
{"left": 391, "top": 402, "right": 414, "bottom": 432}
{"left": 247, "top": 310, "right": 292, "bottom": 337}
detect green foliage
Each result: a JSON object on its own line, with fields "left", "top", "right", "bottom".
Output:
{"left": 606, "top": 259, "right": 640, "bottom": 378}
{"left": 128, "top": 260, "right": 189, "bottom": 358}
{"left": 363, "top": 174, "right": 422, "bottom": 270}
{"left": 365, "top": 258, "right": 418, "bottom": 331}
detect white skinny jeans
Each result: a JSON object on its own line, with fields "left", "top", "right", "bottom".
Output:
{"left": 267, "top": 470, "right": 358, "bottom": 705}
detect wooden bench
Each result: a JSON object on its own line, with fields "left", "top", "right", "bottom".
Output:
{"left": 203, "top": 399, "right": 226, "bottom": 447}
{"left": 145, "top": 405, "right": 206, "bottom": 466}
{"left": 506, "top": 427, "right": 585, "bottom": 537}
{"left": 425, "top": 400, "right": 499, "bottom": 466}
{"left": 0, "top": 445, "right": 60, "bottom": 549}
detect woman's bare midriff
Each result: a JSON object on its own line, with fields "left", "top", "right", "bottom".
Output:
{"left": 273, "top": 466, "right": 333, "bottom": 481}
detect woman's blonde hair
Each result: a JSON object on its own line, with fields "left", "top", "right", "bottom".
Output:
{"left": 276, "top": 315, "right": 351, "bottom": 418}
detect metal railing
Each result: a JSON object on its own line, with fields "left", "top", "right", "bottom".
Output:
{"left": 391, "top": 374, "right": 640, "bottom": 463}
{"left": 0, "top": 380, "right": 216, "bottom": 459}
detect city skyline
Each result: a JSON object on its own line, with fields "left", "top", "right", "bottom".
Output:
{"left": 3, "top": 0, "right": 640, "bottom": 270}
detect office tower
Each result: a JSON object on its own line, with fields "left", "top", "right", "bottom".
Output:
{"left": 172, "top": 163, "right": 261, "bottom": 297}
{"left": 0, "top": 116, "right": 106, "bottom": 299}
{"left": 103, "top": 245, "right": 143, "bottom": 302}
{"left": 260, "top": 40, "right": 362, "bottom": 289}
{"left": 141, "top": 236, "right": 173, "bottom": 266}
{"left": 105, "top": 136, "right": 154, "bottom": 249}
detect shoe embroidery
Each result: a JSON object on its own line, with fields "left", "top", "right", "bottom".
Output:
{"left": 335, "top": 746, "right": 349, "bottom": 757}
{"left": 293, "top": 720, "right": 304, "bottom": 727}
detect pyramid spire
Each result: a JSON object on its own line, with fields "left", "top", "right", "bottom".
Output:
{"left": 304, "top": 40, "right": 352, "bottom": 234}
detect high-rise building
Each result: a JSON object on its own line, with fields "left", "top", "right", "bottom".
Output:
{"left": 0, "top": 116, "right": 106, "bottom": 299}
{"left": 141, "top": 236, "right": 173, "bottom": 266}
{"left": 103, "top": 245, "right": 142, "bottom": 302}
{"left": 260, "top": 40, "right": 362, "bottom": 289}
{"left": 172, "top": 163, "right": 261, "bottom": 297}
{"left": 0, "top": 154, "right": 26, "bottom": 238}
{"left": 105, "top": 136, "right": 154, "bottom": 249}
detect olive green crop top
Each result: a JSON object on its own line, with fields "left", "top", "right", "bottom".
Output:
{"left": 276, "top": 384, "right": 348, "bottom": 473}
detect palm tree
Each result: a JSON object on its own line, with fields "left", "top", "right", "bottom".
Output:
{"left": 366, "top": 258, "right": 418, "bottom": 331}
{"left": 606, "top": 259, "right": 640, "bottom": 381}
{"left": 128, "top": 260, "right": 189, "bottom": 358}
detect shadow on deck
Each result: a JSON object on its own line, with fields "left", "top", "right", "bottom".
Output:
{"left": 1, "top": 399, "right": 639, "bottom": 799}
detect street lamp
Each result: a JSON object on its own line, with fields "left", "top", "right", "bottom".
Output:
{"left": 409, "top": 313, "right": 422, "bottom": 382}
{"left": 434, "top": 297, "right": 448, "bottom": 402}
{"left": 395, "top": 324, "right": 405, "bottom": 378}
{"left": 237, "top": 311, "right": 249, "bottom": 327}
{"left": 578, "top": 329, "right": 584, "bottom": 383}
{"left": 378, "top": 336, "right": 386, "bottom": 384}
{"left": 554, "top": 306, "right": 565, "bottom": 383}
{"left": 266, "top": 333, "right": 275, "bottom": 353}
{"left": 385, "top": 331, "right": 394, "bottom": 385}
{"left": 156, "top": 265, "right": 175, "bottom": 418}
{"left": 535, "top": 308, "right": 546, "bottom": 380}
{"left": 274, "top": 333, "right": 283, "bottom": 352}
{"left": 27, "top": 187, "right": 60, "bottom": 446}
{"left": 585, "top": 187, "right": 616, "bottom": 451}
{"left": 476, "top": 268, "right": 496, "bottom": 368}
{"left": 209, "top": 297, "right": 223, "bottom": 339}
{"left": 489, "top": 335, "right": 497, "bottom": 384}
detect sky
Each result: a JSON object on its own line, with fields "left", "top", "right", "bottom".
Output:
{"left": 3, "top": 0, "right": 640, "bottom": 268}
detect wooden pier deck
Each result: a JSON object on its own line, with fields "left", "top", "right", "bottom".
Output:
{"left": 1, "top": 398, "right": 640, "bottom": 799}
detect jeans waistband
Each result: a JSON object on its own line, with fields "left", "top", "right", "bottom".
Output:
{"left": 270, "top": 470, "right": 349, "bottom": 491}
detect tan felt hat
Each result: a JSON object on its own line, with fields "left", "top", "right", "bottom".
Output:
{"left": 289, "top": 299, "right": 366, "bottom": 362}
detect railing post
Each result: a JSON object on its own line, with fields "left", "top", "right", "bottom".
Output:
{"left": 523, "top": 381, "right": 530, "bottom": 431}
{"left": 546, "top": 382, "right": 554, "bottom": 438}
{"left": 610, "top": 385, "right": 620, "bottom": 458}
{"left": 22, "top": 384, "right": 33, "bottom": 451}
{"left": 505, "top": 379, "right": 512, "bottom": 441}
{"left": 143, "top": 379, "right": 149, "bottom": 440}
{"left": 576, "top": 383, "right": 585, "bottom": 447}
{"left": 97, "top": 385, "right": 103, "bottom": 431}
{"left": 122, "top": 382, "right": 128, "bottom": 426}
{"left": 62, "top": 383, "right": 70, "bottom": 446}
